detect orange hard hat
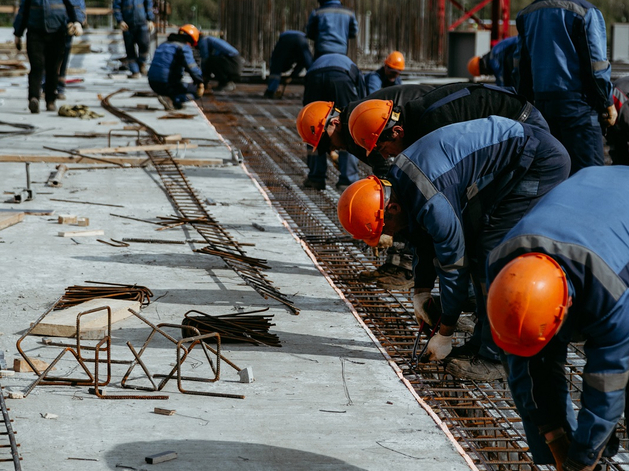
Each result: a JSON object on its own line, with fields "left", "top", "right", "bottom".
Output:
{"left": 296, "top": 101, "right": 335, "bottom": 150}
{"left": 385, "top": 51, "right": 405, "bottom": 71}
{"left": 348, "top": 99, "right": 397, "bottom": 155}
{"left": 487, "top": 252, "right": 570, "bottom": 357}
{"left": 179, "top": 24, "right": 200, "bottom": 46}
{"left": 467, "top": 56, "right": 481, "bottom": 76}
{"left": 337, "top": 175, "right": 391, "bottom": 247}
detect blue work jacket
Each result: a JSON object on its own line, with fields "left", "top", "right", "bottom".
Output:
{"left": 485, "top": 36, "right": 517, "bottom": 88}
{"left": 387, "top": 116, "right": 558, "bottom": 326}
{"left": 514, "top": 0, "right": 613, "bottom": 112}
{"left": 198, "top": 36, "right": 239, "bottom": 60}
{"left": 365, "top": 66, "right": 403, "bottom": 94}
{"left": 306, "top": 0, "right": 358, "bottom": 56}
{"left": 148, "top": 36, "right": 203, "bottom": 85}
{"left": 13, "top": 0, "right": 76, "bottom": 35}
{"left": 113, "top": 0, "right": 153, "bottom": 25}
{"left": 487, "top": 166, "right": 629, "bottom": 467}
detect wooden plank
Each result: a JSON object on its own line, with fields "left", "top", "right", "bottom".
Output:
{"left": 58, "top": 229, "right": 104, "bottom": 237}
{"left": 153, "top": 408, "right": 176, "bottom": 416}
{"left": 0, "top": 211, "right": 24, "bottom": 231}
{"left": 76, "top": 143, "right": 198, "bottom": 155}
{"left": 13, "top": 358, "right": 55, "bottom": 372}
{"left": 30, "top": 298, "right": 141, "bottom": 339}
{"left": 0, "top": 154, "right": 223, "bottom": 166}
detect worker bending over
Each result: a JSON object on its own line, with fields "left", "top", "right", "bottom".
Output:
{"left": 148, "top": 24, "right": 204, "bottom": 111}
{"left": 339, "top": 116, "right": 570, "bottom": 381}
{"left": 486, "top": 166, "right": 629, "bottom": 471}
{"left": 264, "top": 31, "right": 313, "bottom": 99}
{"left": 467, "top": 36, "right": 518, "bottom": 88}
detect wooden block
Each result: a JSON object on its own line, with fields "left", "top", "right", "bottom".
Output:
{"left": 145, "top": 451, "right": 177, "bottom": 464}
{"left": 30, "top": 298, "right": 141, "bottom": 339}
{"left": 0, "top": 211, "right": 24, "bottom": 231}
{"left": 58, "top": 229, "right": 104, "bottom": 237}
{"left": 13, "top": 358, "right": 54, "bottom": 372}
{"left": 58, "top": 214, "right": 78, "bottom": 224}
{"left": 163, "top": 134, "right": 182, "bottom": 142}
{"left": 153, "top": 407, "right": 176, "bottom": 416}
{"left": 76, "top": 217, "right": 89, "bottom": 226}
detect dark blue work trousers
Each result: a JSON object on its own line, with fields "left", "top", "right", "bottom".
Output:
{"left": 536, "top": 97, "right": 605, "bottom": 175}
{"left": 303, "top": 69, "right": 360, "bottom": 186}
{"left": 122, "top": 23, "right": 149, "bottom": 74}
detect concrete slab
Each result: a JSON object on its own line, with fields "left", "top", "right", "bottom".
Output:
{"left": 0, "top": 27, "right": 472, "bottom": 470}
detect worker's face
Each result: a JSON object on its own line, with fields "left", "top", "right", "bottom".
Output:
{"left": 376, "top": 125, "right": 405, "bottom": 157}
{"left": 384, "top": 65, "right": 401, "bottom": 82}
{"left": 326, "top": 117, "right": 346, "bottom": 152}
{"left": 382, "top": 200, "right": 407, "bottom": 235}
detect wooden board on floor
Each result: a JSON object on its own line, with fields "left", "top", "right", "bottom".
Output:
{"left": 30, "top": 298, "right": 141, "bottom": 339}
{"left": 0, "top": 154, "right": 224, "bottom": 166}
{"left": 0, "top": 211, "right": 24, "bottom": 231}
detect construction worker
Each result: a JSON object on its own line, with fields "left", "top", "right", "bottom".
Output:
{"left": 197, "top": 34, "right": 242, "bottom": 92}
{"left": 607, "top": 75, "right": 629, "bottom": 166}
{"left": 13, "top": 0, "right": 82, "bottom": 113}
{"left": 297, "top": 84, "right": 434, "bottom": 290}
{"left": 486, "top": 166, "right": 629, "bottom": 470}
{"left": 113, "top": 0, "right": 155, "bottom": 78}
{"left": 47, "top": 0, "right": 86, "bottom": 100}
{"left": 306, "top": 0, "right": 358, "bottom": 59}
{"left": 297, "top": 53, "right": 365, "bottom": 191}
{"left": 264, "top": 31, "right": 313, "bottom": 99}
{"left": 340, "top": 116, "right": 570, "bottom": 381}
{"left": 349, "top": 82, "right": 549, "bottom": 161}
{"left": 365, "top": 51, "right": 405, "bottom": 94}
{"left": 467, "top": 36, "right": 518, "bottom": 88}
{"left": 147, "top": 24, "right": 204, "bottom": 111}
{"left": 514, "top": 0, "right": 617, "bottom": 174}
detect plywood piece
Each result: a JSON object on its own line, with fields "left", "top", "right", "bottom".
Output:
{"left": 30, "top": 298, "right": 141, "bottom": 339}
{"left": 0, "top": 211, "right": 23, "bottom": 230}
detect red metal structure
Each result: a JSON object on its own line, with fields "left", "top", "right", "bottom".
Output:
{"left": 441, "top": 0, "right": 511, "bottom": 49}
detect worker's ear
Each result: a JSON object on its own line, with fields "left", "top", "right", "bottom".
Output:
{"left": 327, "top": 116, "right": 341, "bottom": 133}
{"left": 391, "top": 125, "right": 404, "bottom": 139}
{"left": 385, "top": 201, "right": 402, "bottom": 215}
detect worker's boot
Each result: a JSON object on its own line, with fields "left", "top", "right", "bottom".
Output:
{"left": 139, "top": 63, "right": 148, "bottom": 76}
{"left": 46, "top": 101, "right": 56, "bottom": 112}
{"left": 157, "top": 95, "right": 175, "bottom": 111}
{"left": 445, "top": 355, "right": 506, "bottom": 382}
{"left": 358, "top": 262, "right": 414, "bottom": 290}
{"left": 28, "top": 97, "right": 39, "bottom": 114}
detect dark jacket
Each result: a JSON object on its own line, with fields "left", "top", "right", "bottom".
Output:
{"left": 148, "top": 33, "right": 203, "bottom": 85}
{"left": 113, "top": 0, "right": 153, "bottom": 25}
{"left": 306, "top": 0, "right": 358, "bottom": 57}
{"left": 13, "top": 0, "right": 77, "bottom": 35}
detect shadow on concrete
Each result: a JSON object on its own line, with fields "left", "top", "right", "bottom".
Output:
{"left": 104, "top": 439, "right": 367, "bottom": 470}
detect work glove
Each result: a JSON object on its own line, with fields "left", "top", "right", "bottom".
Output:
{"left": 371, "top": 234, "right": 393, "bottom": 256}
{"left": 13, "top": 35, "right": 21, "bottom": 51}
{"left": 425, "top": 332, "right": 452, "bottom": 361}
{"left": 414, "top": 290, "right": 436, "bottom": 326}
{"left": 196, "top": 83, "right": 205, "bottom": 97}
{"left": 147, "top": 21, "right": 155, "bottom": 33}
{"left": 67, "top": 22, "right": 83, "bottom": 36}
{"left": 119, "top": 21, "right": 129, "bottom": 31}
{"left": 600, "top": 104, "right": 618, "bottom": 128}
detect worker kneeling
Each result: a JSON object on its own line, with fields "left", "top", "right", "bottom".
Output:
{"left": 486, "top": 166, "right": 629, "bottom": 470}
{"left": 339, "top": 116, "right": 570, "bottom": 381}
{"left": 148, "top": 24, "right": 205, "bottom": 111}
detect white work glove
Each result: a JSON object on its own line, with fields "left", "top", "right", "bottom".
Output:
{"left": 13, "top": 35, "right": 21, "bottom": 51}
{"left": 377, "top": 234, "right": 393, "bottom": 249}
{"left": 196, "top": 83, "right": 205, "bottom": 97}
{"left": 413, "top": 290, "right": 435, "bottom": 326}
{"left": 119, "top": 21, "right": 129, "bottom": 31}
{"left": 67, "top": 22, "right": 83, "bottom": 36}
{"left": 425, "top": 332, "right": 453, "bottom": 361}
{"left": 147, "top": 21, "right": 155, "bottom": 33}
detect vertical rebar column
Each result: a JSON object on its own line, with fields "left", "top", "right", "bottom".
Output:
{"left": 0, "top": 388, "right": 21, "bottom": 470}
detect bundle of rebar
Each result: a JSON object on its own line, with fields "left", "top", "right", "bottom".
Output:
{"left": 182, "top": 308, "right": 280, "bottom": 347}
{"left": 53, "top": 281, "right": 153, "bottom": 310}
